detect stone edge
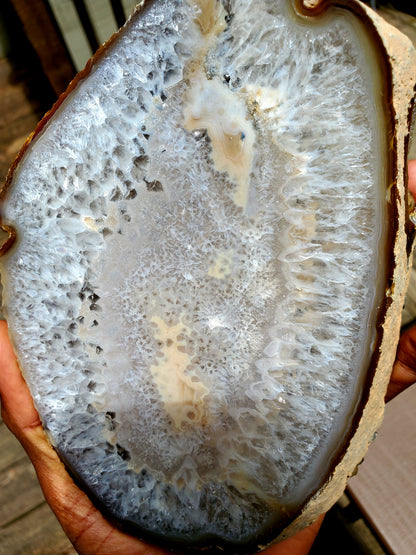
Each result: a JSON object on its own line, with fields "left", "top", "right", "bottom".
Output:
{"left": 271, "top": 0, "right": 416, "bottom": 547}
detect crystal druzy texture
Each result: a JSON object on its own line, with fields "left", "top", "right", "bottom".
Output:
{"left": 0, "top": 0, "right": 415, "bottom": 552}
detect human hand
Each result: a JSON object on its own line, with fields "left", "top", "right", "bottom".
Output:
{"left": 1, "top": 162, "right": 416, "bottom": 555}
{"left": 0, "top": 310, "right": 324, "bottom": 555}
{"left": 0, "top": 316, "right": 323, "bottom": 555}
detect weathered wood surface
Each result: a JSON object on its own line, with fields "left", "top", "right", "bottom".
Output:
{"left": 0, "top": 420, "right": 27, "bottom": 473}
{"left": 9, "top": 0, "right": 75, "bottom": 96}
{"left": 348, "top": 385, "right": 416, "bottom": 555}
{"left": 0, "top": 59, "right": 44, "bottom": 183}
{"left": 0, "top": 419, "right": 76, "bottom": 555}
{"left": 0, "top": 0, "right": 56, "bottom": 183}
{"left": 0, "top": 450, "right": 44, "bottom": 527}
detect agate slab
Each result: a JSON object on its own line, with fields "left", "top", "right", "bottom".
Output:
{"left": 1, "top": 0, "right": 415, "bottom": 552}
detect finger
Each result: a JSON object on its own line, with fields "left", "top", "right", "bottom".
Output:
{"left": 385, "top": 158, "right": 416, "bottom": 402}
{"left": 0, "top": 320, "right": 41, "bottom": 435}
{"left": 408, "top": 159, "right": 416, "bottom": 199}
{"left": 385, "top": 325, "right": 416, "bottom": 402}
{"left": 27, "top": 427, "right": 166, "bottom": 555}
{"left": 264, "top": 514, "right": 325, "bottom": 555}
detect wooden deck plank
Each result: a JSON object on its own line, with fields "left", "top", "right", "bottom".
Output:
{"left": 0, "top": 56, "right": 52, "bottom": 183}
{"left": 0, "top": 1, "right": 56, "bottom": 182}
{"left": 9, "top": 0, "right": 75, "bottom": 96}
{"left": 0, "top": 420, "right": 76, "bottom": 554}
{"left": 0, "top": 501, "right": 76, "bottom": 555}
{"left": 0, "top": 421, "right": 27, "bottom": 473}
{"left": 0, "top": 456, "right": 46, "bottom": 528}
{"left": 348, "top": 385, "right": 416, "bottom": 555}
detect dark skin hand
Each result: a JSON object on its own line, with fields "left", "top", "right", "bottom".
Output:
{"left": 1, "top": 161, "right": 416, "bottom": 555}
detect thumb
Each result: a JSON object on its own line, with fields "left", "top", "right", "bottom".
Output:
{"left": 386, "top": 326, "right": 416, "bottom": 402}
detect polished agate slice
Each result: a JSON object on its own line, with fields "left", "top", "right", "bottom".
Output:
{"left": 1, "top": 0, "right": 415, "bottom": 551}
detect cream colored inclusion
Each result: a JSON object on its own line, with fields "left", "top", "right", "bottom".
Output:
{"left": 150, "top": 0, "right": 280, "bottom": 432}
{"left": 208, "top": 249, "right": 233, "bottom": 279}
{"left": 150, "top": 316, "right": 209, "bottom": 429}
{"left": 82, "top": 204, "right": 118, "bottom": 232}
{"left": 184, "top": 0, "right": 255, "bottom": 211}
{"left": 245, "top": 84, "right": 281, "bottom": 112}
{"left": 191, "top": 0, "right": 226, "bottom": 36}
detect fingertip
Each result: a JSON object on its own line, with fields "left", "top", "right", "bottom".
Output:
{"left": 397, "top": 325, "right": 416, "bottom": 367}
{"left": 408, "top": 159, "right": 416, "bottom": 200}
{"left": 0, "top": 319, "right": 16, "bottom": 360}
{"left": 0, "top": 319, "right": 41, "bottom": 438}
{"left": 264, "top": 514, "right": 325, "bottom": 555}
{"left": 386, "top": 325, "right": 416, "bottom": 401}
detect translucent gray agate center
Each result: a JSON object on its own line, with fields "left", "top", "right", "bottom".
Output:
{"left": 0, "top": 0, "right": 386, "bottom": 549}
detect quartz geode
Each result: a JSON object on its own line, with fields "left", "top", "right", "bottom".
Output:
{"left": 1, "top": 0, "right": 415, "bottom": 552}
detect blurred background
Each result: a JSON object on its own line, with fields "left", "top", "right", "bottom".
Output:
{"left": 0, "top": 1, "right": 415, "bottom": 553}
